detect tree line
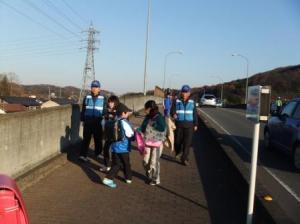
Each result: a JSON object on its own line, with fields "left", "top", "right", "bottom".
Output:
{"left": 0, "top": 73, "right": 23, "bottom": 96}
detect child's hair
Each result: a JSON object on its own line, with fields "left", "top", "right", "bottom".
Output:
{"left": 108, "top": 95, "right": 120, "bottom": 105}
{"left": 144, "top": 100, "right": 158, "bottom": 118}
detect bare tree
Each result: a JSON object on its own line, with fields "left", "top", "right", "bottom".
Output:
{"left": 0, "top": 75, "right": 10, "bottom": 96}
{"left": 7, "top": 72, "right": 19, "bottom": 95}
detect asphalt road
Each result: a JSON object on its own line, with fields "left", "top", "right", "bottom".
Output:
{"left": 199, "top": 107, "right": 300, "bottom": 224}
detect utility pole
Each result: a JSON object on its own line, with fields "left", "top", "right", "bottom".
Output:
{"left": 143, "top": 0, "right": 151, "bottom": 95}
{"left": 79, "top": 22, "right": 100, "bottom": 103}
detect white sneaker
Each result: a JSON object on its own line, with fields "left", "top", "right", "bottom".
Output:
{"left": 125, "top": 179, "right": 132, "bottom": 184}
{"left": 100, "top": 167, "right": 111, "bottom": 172}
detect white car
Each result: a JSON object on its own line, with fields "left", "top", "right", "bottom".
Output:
{"left": 200, "top": 94, "right": 217, "bottom": 107}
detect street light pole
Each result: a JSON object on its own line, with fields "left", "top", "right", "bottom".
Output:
{"left": 232, "top": 53, "right": 249, "bottom": 104}
{"left": 163, "top": 51, "right": 183, "bottom": 90}
{"left": 143, "top": 0, "right": 151, "bottom": 96}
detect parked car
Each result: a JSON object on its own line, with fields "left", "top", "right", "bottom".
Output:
{"left": 264, "top": 98, "right": 300, "bottom": 170}
{"left": 200, "top": 94, "right": 217, "bottom": 107}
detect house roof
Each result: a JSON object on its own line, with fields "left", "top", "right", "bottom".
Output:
{"left": 0, "top": 96, "right": 41, "bottom": 107}
{"left": 41, "top": 100, "right": 60, "bottom": 108}
{"left": 51, "top": 98, "right": 77, "bottom": 105}
{"left": 0, "top": 103, "right": 27, "bottom": 113}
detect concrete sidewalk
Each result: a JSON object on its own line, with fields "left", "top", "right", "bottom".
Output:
{"left": 22, "top": 115, "right": 245, "bottom": 224}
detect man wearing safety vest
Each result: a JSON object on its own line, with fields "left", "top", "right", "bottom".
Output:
{"left": 79, "top": 80, "right": 106, "bottom": 162}
{"left": 171, "top": 85, "right": 198, "bottom": 166}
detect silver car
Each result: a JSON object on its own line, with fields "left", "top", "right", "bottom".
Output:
{"left": 200, "top": 94, "right": 217, "bottom": 107}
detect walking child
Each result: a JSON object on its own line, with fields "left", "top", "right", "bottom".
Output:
{"left": 139, "top": 100, "right": 166, "bottom": 185}
{"left": 102, "top": 103, "right": 134, "bottom": 188}
{"left": 100, "top": 95, "right": 120, "bottom": 172}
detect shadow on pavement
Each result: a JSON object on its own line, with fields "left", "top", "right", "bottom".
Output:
{"left": 156, "top": 184, "right": 209, "bottom": 210}
{"left": 193, "top": 119, "right": 246, "bottom": 224}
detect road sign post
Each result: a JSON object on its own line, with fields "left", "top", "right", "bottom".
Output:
{"left": 246, "top": 121, "right": 260, "bottom": 224}
{"left": 245, "top": 85, "right": 271, "bottom": 224}
{"left": 246, "top": 85, "right": 261, "bottom": 224}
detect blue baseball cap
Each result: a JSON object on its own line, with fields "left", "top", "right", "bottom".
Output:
{"left": 181, "top": 84, "right": 191, "bottom": 92}
{"left": 91, "top": 80, "right": 101, "bottom": 88}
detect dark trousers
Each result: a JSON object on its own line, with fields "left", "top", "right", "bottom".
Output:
{"left": 106, "top": 152, "right": 132, "bottom": 180}
{"left": 174, "top": 127, "right": 194, "bottom": 162}
{"left": 103, "top": 140, "right": 112, "bottom": 167}
{"left": 80, "top": 122, "right": 103, "bottom": 157}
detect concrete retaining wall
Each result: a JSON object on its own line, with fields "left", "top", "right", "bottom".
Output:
{"left": 0, "top": 95, "right": 162, "bottom": 178}
{"left": 119, "top": 95, "right": 163, "bottom": 111}
{"left": 0, "top": 105, "right": 81, "bottom": 178}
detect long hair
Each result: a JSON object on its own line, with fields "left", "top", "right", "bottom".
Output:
{"left": 144, "top": 100, "right": 159, "bottom": 118}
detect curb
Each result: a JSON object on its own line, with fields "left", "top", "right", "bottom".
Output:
{"left": 16, "top": 153, "right": 69, "bottom": 192}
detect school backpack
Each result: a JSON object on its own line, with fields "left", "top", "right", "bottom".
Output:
{"left": 111, "top": 119, "right": 124, "bottom": 142}
{"left": 0, "top": 174, "right": 29, "bottom": 224}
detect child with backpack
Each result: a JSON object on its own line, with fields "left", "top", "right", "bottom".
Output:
{"left": 138, "top": 100, "right": 166, "bottom": 185}
{"left": 102, "top": 103, "right": 134, "bottom": 188}
{"left": 100, "top": 95, "right": 120, "bottom": 172}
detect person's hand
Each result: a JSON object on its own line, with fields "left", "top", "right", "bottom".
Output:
{"left": 194, "top": 126, "right": 198, "bottom": 131}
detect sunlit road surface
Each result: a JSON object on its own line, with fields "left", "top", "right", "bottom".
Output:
{"left": 199, "top": 107, "right": 300, "bottom": 224}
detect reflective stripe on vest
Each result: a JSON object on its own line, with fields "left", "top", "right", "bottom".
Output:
{"left": 84, "top": 94, "right": 104, "bottom": 118}
{"left": 175, "top": 99, "right": 194, "bottom": 121}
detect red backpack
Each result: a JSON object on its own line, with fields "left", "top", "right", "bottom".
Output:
{"left": 0, "top": 174, "right": 29, "bottom": 224}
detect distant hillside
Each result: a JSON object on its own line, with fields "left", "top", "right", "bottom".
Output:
{"left": 191, "top": 65, "right": 300, "bottom": 104}
{"left": 21, "top": 84, "right": 112, "bottom": 100}
{"left": 22, "top": 84, "right": 81, "bottom": 100}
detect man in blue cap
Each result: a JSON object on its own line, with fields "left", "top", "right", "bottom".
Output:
{"left": 79, "top": 80, "right": 106, "bottom": 162}
{"left": 171, "top": 84, "right": 198, "bottom": 166}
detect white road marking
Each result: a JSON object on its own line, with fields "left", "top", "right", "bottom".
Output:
{"left": 220, "top": 108, "right": 245, "bottom": 116}
{"left": 199, "top": 108, "right": 300, "bottom": 203}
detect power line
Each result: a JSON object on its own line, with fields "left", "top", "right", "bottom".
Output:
{"left": 42, "top": 0, "right": 83, "bottom": 30}
{"left": 0, "top": 42, "right": 80, "bottom": 54}
{"left": 24, "top": 0, "right": 81, "bottom": 38}
{"left": 0, "top": 34, "right": 77, "bottom": 45}
{"left": 0, "top": 39, "right": 80, "bottom": 52}
{"left": 0, "top": 48, "right": 84, "bottom": 60}
{"left": 0, "top": 51, "right": 84, "bottom": 63}
{"left": 0, "top": 47, "right": 84, "bottom": 57}
{"left": 0, "top": 0, "right": 66, "bottom": 39}
{"left": 61, "top": 0, "right": 89, "bottom": 25}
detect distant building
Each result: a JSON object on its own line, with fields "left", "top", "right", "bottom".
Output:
{"left": 0, "top": 96, "right": 41, "bottom": 110}
{"left": 41, "top": 98, "right": 76, "bottom": 109}
{"left": 0, "top": 103, "right": 27, "bottom": 113}
{"left": 41, "top": 100, "right": 60, "bottom": 109}
{"left": 51, "top": 98, "right": 77, "bottom": 105}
